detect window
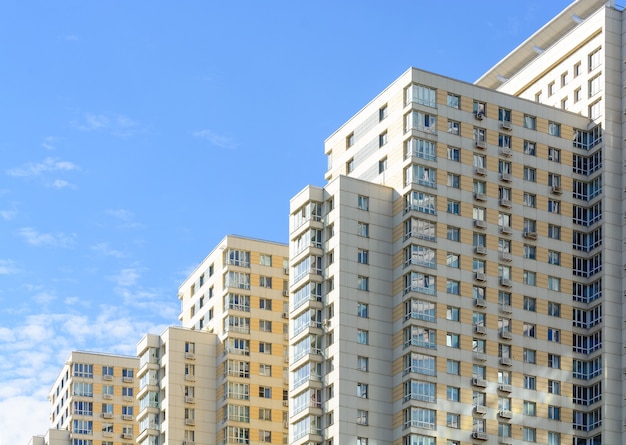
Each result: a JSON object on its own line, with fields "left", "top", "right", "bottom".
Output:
{"left": 447, "top": 93, "right": 460, "bottom": 108}
{"left": 259, "top": 320, "right": 272, "bottom": 332}
{"left": 357, "top": 249, "right": 369, "bottom": 264}
{"left": 346, "top": 158, "right": 355, "bottom": 173}
{"left": 548, "top": 380, "right": 561, "bottom": 395}
{"left": 259, "top": 254, "right": 272, "bottom": 266}
{"left": 346, "top": 133, "right": 354, "bottom": 148}
{"left": 259, "top": 386, "right": 271, "bottom": 398}
{"left": 523, "top": 244, "right": 536, "bottom": 259}
{"left": 535, "top": 91, "right": 542, "bottom": 103}
{"left": 548, "top": 354, "right": 561, "bottom": 369}
{"left": 446, "top": 226, "right": 460, "bottom": 241}
{"left": 498, "top": 134, "right": 511, "bottom": 149}
{"left": 357, "top": 276, "right": 369, "bottom": 291}
{"left": 561, "top": 97, "right": 569, "bottom": 109}
{"left": 379, "top": 104, "right": 388, "bottom": 121}
{"left": 447, "top": 146, "right": 460, "bottom": 161}
{"left": 523, "top": 401, "right": 536, "bottom": 416}
{"left": 357, "top": 330, "right": 369, "bottom": 345}
{"left": 102, "top": 366, "right": 113, "bottom": 378}
{"left": 523, "top": 270, "right": 536, "bottom": 286}
{"left": 523, "top": 348, "right": 536, "bottom": 364}
{"left": 523, "top": 193, "right": 536, "bottom": 208}
{"left": 378, "top": 131, "right": 387, "bottom": 147}
{"left": 446, "top": 333, "right": 460, "bottom": 349}
{"left": 548, "top": 302, "right": 561, "bottom": 317}
{"left": 473, "top": 101, "right": 486, "bottom": 117}
{"left": 357, "top": 409, "right": 368, "bottom": 425}
{"left": 524, "top": 376, "right": 536, "bottom": 390}
{"left": 357, "top": 356, "right": 369, "bottom": 372}
{"left": 548, "top": 250, "right": 560, "bottom": 265}
{"left": 473, "top": 206, "right": 485, "bottom": 222}
{"left": 548, "top": 81, "right": 555, "bottom": 96}
{"left": 523, "top": 141, "right": 536, "bottom": 156}
{"left": 357, "top": 195, "right": 369, "bottom": 210}
{"left": 446, "top": 280, "right": 460, "bottom": 295}
{"left": 446, "top": 306, "right": 460, "bottom": 321}
{"left": 524, "top": 114, "right": 536, "bottom": 129}
{"left": 358, "top": 222, "right": 369, "bottom": 237}
{"left": 260, "top": 276, "right": 272, "bottom": 288}
{"left": 447, "top": 200, "right": 460, "bottom": 215}
{"left": 259, "top": 342, "right": 271, "bottom": 354}
{"left": 447, "top": 173, "right": 460, "bottom": 188}
{"left": 259, "top": 298, "right": 272, "bottom": 310}
{"left": 523, "top": 166, "right": 536, "bottom": 182}
{"left": 574, "top": 87, "right": 582, "bottom": 102}
{"left": 548, "top": 147, "right": 561, "bottom": 162}
{"left": 548, "top": 405, "right": 561, "bottom": 420}
{"left": 122, "top": 387, "right": 133, "bottom": 397}
{"left": 447, "top": 120, "right": 460, "bottom": 135}
{"left": 548, "top": 224, "right": 560, "bottom": 240}
{"left": 259, "top": 364, "right": 271, "bottom": 376}
{"left": 561, "top": 71, "right": 570, "bottom": 86}
{"left": 548, "top": 121, "right": 561, "bottom": 137}
{"left": 446, "top": 253, "right": 459, "bottom": 269}
{"left": 523, "top": 427, "right": 536, "bottom": 442}
{"left": 379, "top": 157, "right": 387, "bottom": 173}
{"left": 548, "top": 276, "right": 561, "bottom": 291}
{"left": 523, "top": 323, "right": 536, "bottom": 337}
{"left": 588, "top": 47, "right": 601, "bottom": 71}
{"left": 447, "top": 386, "right": 460, "bottom": 401}
{"left": 357, "top": 303, "right": 368, "bottom": 318}
{"left": 548, "top": 432, "right": 560, "bottom": 445}
{"left": 357, "top": 438, "right": 368, "bottom": 445}
{"left": 447, "top": 413, "right": 460, "bottom": 428}
{"left": 574, "top": 61, "right": 582, "bottom": 76}
{"left": 447, "top": 360, "right": 460, "bottom": 375}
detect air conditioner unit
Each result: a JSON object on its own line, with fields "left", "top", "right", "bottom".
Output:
{"left": 498, "top": 384, "right": 513, "bottom": 392}
{"left": 500, "top": 252, "right": 512, "bottom": 262}
{"left": 500, "top": 304, "right": 513, "bottom": 314}
{"left": 474, "top": 167, "right": 487, "bottom": 176}
{"left": 474, "top": 220, "right": 487, "bottom": 229}
{"left": 474, "top": 192, "right": 487, "bottom": 201}
{"left": 500, "top": 357, "right": 513, "bottom": 366}
{"left": 474, "top": 405, "right": 487, "bottom": 414}
{"left": 475, "top": 140, "right": 487, "bottom": 149}
{"left": 474, "top": 112, "right": 484, "bottom": 120}
{"left": 499, "top": 198, "right": 512, "bottom": 208}
{"left": 551, "top": 185, "right": 562, "bottom": 195}
{"left": 474, "top": 272, "right": 486, "bottom": 281}
{"left": 472, "top": 431, "right": 488, "bottom": 440}
{"left": 499, "top": 226, "right": 512, "bottom": 235}
{"left": 122, "top": 433, "right": 133, "bottom": 439}
{"left": 499, "top": 148, "right": 512, "bottom": 157}
{"left": 282, "top": 290, "right": 289, "bottom": 296}
{"left": 185, "top": 375, "right": 196, "bottom": 382}
{"left": 122, "top": 414, "right": 133, "bottom": 421}
{"left": 185, "top": 396, "right": 195, "bottom": 404}
{"left": 185, "top": 419, "right": 196, "bottom": 425}
{"left": 500, "top": 121, "right": 512, "bottom": 131}
{"left": 122, "top": 377, "right": 133, "bottom": 383}
{"left": 322, "top": 319, "right": 330, "bottom": 327}
{"left": 474, "top": 324, "right": 487, "bottom": 334}
{"left": 103, "top": 375, "right": 113, "bottom": 381}
{"left": 499, "top": 278, "right": 513, "bottom": 287}
{"left": 472, "top": 377, "right": 487, "bottom": 387}
{"left": 282, "top": 312, "right": 288, "bottom": 319}
{"left": 183, "top": 441, "right": 196, "bottom": 445}
{"left": 102, "top": 413, "right": 113, "bottom": 419}
{"left": 474, "top": 246, "right": 487, "bottom": 255}
{"left": 474, "top": 298, "right": 487, "bottom": 308}
{"left": 523, "top": 231, "right": 537, "bottom": 240}
{"left": 185, "top": 352, "right": 195, "bottom": 360}
{"left": 103, "top": 394, "right": 113, "bottom": 400}
{"left": 474, "top": 352, "right": 487, "bottom": 361}
{"left": 498, "top": 410, "right": 513, "bottom": 419}
{"left": 500, "top": 173, "right": 512, "bottom": 182}
{"left": 500, "top": 330, "right": 512, "bottom": 340}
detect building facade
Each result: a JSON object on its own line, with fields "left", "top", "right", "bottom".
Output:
{"left": 172, "top": 235, "right": 290, "bottom": 445}
{"left": 35, "top": 351, "right": 139, "bottom": 445}
{"left": 287, "top": 1, "right": 624, "bottom": 441}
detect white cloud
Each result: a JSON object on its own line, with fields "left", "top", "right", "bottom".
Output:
{"left": 91, "top": 242, "right": 126, "bottom": 258}
{"left": 106, "top": 208, "right": 134, "bottom": 221}
{"left": 17, "top": 227, "right": 76, "bottom": 248}
{"left": 41, "top": 136, "right": 59, "bottom": 150}
{"left": 111, "top": 267, "right": 140, "bottom": 287}
{"left": 0, "top": 259, "right": 19, "bottom": 275}
{"left": 192, "top": 129, "right": 236, "bottom": 149}
{"left": 75, "top": 113, "right": 145, "bottom": 137}
{"left": 6, "top": 157, "right": 79, "bottom": 178}
{"left": 49, "top": 179, "right": 73, "bottom": 189}
{"left": 0, "top": 209, "right": 18, "bottom": 220}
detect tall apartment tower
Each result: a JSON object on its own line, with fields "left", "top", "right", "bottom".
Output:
{"left": 32, "top": 351, "right": 139, "bottom": 445}
{"left": 286, "top": 0, "right": 626, "bottom": 436}
{"left": 137, "top": 235, "right": 290, "bottom": 445}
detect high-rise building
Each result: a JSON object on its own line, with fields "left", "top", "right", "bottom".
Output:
{"left": 288, "top": 1, "right": 621, "bottom": 444}
{"left": 31, "top": 351, "right": 139, "bottom": 445}
{"left": 137, "top": 235, "right": 290, "bottom": 445}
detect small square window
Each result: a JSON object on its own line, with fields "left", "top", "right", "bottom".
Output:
{"left": 447, "top": 226, "right": 460, "bottom": 242}
{"left": 346, "top": 158, "right": 355, "bottom": 173}
{"left": 379, "top": 131, "right": 388, "bottom": 147}
{"left": 447, "top": 360, "right": 460, "bottom": 375}
{"left": 379, "top": 104, "right": 388, "bottom": 121}
{"left": 357, "top": 303, "right": 369, "bottom": 318}
{"left": 346, "top": 133, "right": 355, "bottom": 148}
{"left": 378, "top": 157, "right": 387, "bottom": 173}
{"left": 357, "top": 195, "right": 369, "bottom": 211}
{"left": 357, "top": 276, "right": 369, "bottom": 291}
{"left": 358, "top": 222, "right": 369, "bottom": 238}
{"left": 447, "top": 147, "right": 460, "bottom": 161}
{"left": 447, "top": 93, "right": 460, "bottom": 109}
{"left": 524, "top": 376, "right": 536, "bottom": 390}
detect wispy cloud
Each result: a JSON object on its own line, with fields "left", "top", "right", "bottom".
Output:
{"left": 41, "top": 136, "right": 59, "bottom": 150}
{"left": 91, "top": 242, "right": 126, "bottom": 258}
{"left": 49, "top": 179, "right": 74, "bottom": 189}
{"left": 74, "top": 113, "right": 146, "bottom": 137}
{"left": 192, "top": 129, "right": 237, "bottom": 149}
{"left": 17, "top": 227, "right": 76, "bottom": 248}
{"left": 0, "top": 209, "right": 18, "bottom": 220}
{"left": 106, "top": 208, "right": 134, "bottom": 221}
{"left": 0, "top": 259, "right": 19, "bottom": 275}
{"left": 6, "top": 157, "right": 79, "bottom": 178}
{"left": 110, "top": 267, "right": 140, "bottom": 287}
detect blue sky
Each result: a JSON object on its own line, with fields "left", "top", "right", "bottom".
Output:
{"left": 0, "top": 1, "right": 572, "bottom": 443}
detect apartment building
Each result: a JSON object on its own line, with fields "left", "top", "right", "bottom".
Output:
{"left": 164, "top": 235, "right": 290, "bottom": 445}
{"left": 287, "top": 0, "right": 624, "bottom": 439}
{"left": 32, "top": 351, "right": 139, "bottom": 445}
